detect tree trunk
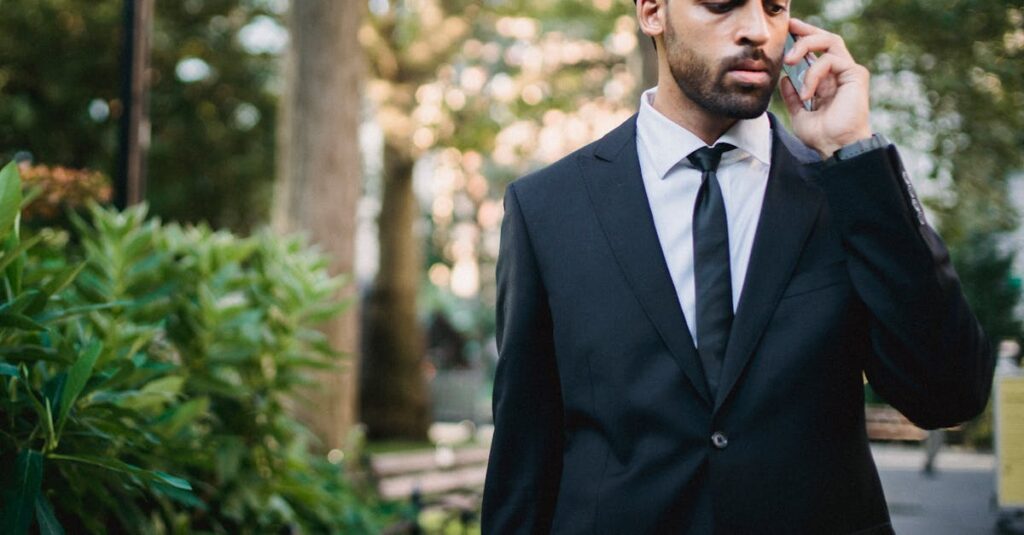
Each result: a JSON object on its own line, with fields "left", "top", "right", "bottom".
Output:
{"left": 359, "top": 139, "right": 431, "bottom": 441}
{"left": 273, "top": 0, "right": 363, "bottom": 450}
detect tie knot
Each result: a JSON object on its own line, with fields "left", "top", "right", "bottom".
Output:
{"left": 687, "top": 143, "right": 736, "bottom": 173}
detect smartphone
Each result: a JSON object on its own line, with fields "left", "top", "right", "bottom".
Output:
{"left": 782, "top": 33, "right": 815, "bottom": 111}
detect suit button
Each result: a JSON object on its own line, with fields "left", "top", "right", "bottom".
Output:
{"left": 711, "top": 431, "right": 728, "bottom": 449}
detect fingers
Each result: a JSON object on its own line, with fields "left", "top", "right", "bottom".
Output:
{"left": 783, "top": 34, "right": 827, "bottom": 65}
{"left": 798, "top": 53, "right": 854, "bottom": 100}
{"left": 788, "top": 17, "right": 823, "bottom": 38}
{"left": 784, "top": 19, "right": 852, "bottom": 66}
{"left": 779, "top": 76, "right": 806, "bottom": 118}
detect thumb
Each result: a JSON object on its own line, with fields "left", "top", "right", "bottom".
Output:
{"left": 779, "top": 76, "right": 805, "bottom": 119}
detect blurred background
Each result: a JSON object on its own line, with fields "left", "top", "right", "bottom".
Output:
{"left": 0, "top": 0, "right": 1022, "bottom": 533}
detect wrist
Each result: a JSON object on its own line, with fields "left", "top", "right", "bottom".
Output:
{"left": 815, "top": 129, "right": 874, "bottom": 160}
{"left": 823, "top": 133, "right": 891, "bottom": 164}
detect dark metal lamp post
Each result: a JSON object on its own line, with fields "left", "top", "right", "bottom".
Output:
{"left": 115, "top": 0, "right": 153, "bottom": 209}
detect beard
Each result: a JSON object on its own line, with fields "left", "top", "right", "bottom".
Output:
{"left": 663, "top": 22, "right": 781, "bottom": 119}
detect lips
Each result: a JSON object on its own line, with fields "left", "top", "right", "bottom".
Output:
{"left": 727, "top": 69, "right": 771, "bottom": 85}
{"left": 726, "top": 60, "right": 772, "bottom": 85}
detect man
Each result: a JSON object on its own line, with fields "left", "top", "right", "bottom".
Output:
{"left": 481, "top": 0, "right": 995, "bottom": 533}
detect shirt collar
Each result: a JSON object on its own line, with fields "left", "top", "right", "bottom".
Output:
{"left": 636, "top": 87, "right": 772, "bottom": 180}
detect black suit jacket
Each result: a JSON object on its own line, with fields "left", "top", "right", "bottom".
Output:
{"left": 481, "top": 114, "right": 994, "bottom": 535}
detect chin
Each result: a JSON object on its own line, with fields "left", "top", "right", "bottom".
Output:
{"left": 719, "top": 92, "right": 773, "bottom": 119}
{"left": 672, "top": 63, "right": 776, "bottom": 120}
{"left": 724, "top": 106, "right": 769, "bottom": 120}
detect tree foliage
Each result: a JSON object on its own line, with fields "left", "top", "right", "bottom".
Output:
{"left": 0, "top": 0, "right": 281, "bottom": 231}
{"left": 821, "top": 1, "right": 1024, "bottom": 342}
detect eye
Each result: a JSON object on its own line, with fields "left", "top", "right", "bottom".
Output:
{"left": 705, "top": 1, "right": 737, "bottom": 14}
{"left": 765, "top": 2, "right": 788, "bottom": 14}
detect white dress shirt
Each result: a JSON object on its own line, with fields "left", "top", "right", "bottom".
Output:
{"left": 635, "top": 88, "right": 773, "bottom": 345}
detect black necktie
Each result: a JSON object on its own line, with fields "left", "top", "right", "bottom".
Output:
{"left": 689, "top": 143, "right": 736, "bottom": 399}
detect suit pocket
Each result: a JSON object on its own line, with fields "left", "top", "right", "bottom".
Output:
{"left": 781, "top": 260, "right": 848, "bottom": 299}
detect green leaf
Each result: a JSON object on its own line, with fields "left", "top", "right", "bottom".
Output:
{"left": 302, "top": 299, "right": 350, "bottom": 323}
{"left": 24, "top": 263, "right": 87, "bottom": 317}
{"left": 0, "top": 346, "right": 68, "bottom": 365}
{"left": 44, "top": 263, "right": 86, "bottom": 298}
{"left": 17, "top": 365, "right": 49, "bottom": 428}
{"left": 93, "top": 376, "right": 184, "bottom": 412}
{"left": 89, "top": 389, "right": 176, "bottom": 412}
{"left": 0, "top": 363, "right": 17, "bottom": 377}
{"left": 140, "top": 376, "right": 184, "bottom": 396}
{"left": 0, "top": 449, "right": 43, "bottom": 535}
{"left": 43, "top": 398, "right": 56, "bottom": 451}
{"left": 34, "top": 494, "right": 64, "bottom": 535}
{"left": 186, "top": 375, "right": 246, "bottom": 399}
{"left": 0, "top": 234, "right": 41, "bottom": 276}
{"left": 4, "top": 233, "right": 23, "bottom": 296}
{"left": 56, "top": 341, "right": 102, "bottom": 435}
{"left": 42, "top": 373, "right": 66, "bottom": 412}
{"left": 150, "top": 480, "right": 206, "bottom": 510}
{"left": 153, "top": 471, "right": 192, "bottom": 491}
{"left": 0, "top": 162, "right": 23, "bottom": 245}
{"left": 154, "top": 396, "right": 209, "bottom": 437}
{"left": 36, "top": 301, "right": 128, "bottom": 323}
{"left": 214, "top": 436, "right": 246, "bottom": 483}
{"left": 71, "top": 273, "right": 108, "bottom": 303}
{"left": 48, "top": 454, "right": 193, "bottom": 491}
{"left": 0, "top": 289, "right": 41, "bottom": 316}
{"left": 47, "top": 454, "right": 140, "bottom": 476}
{"left": 0, "top": 313, "right": 45, "bottom": 332}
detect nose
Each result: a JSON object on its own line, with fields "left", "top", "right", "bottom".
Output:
{"left": 735, "top": 4, "right": 771, "bottom": 46}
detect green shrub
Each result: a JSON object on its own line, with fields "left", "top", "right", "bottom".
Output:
{"left": 67, "top": 204, "right": 392, "bottom": 533}
{"left": 0, "top": 160, "right": 189, "bottom": 534}
{"left": 0, "top": 161, "right": 393, "bottom": 534}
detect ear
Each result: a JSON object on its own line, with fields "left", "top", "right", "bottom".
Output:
{"left": 636, "top": 0, "right": 666, "bottom": 43}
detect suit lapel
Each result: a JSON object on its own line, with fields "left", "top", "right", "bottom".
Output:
{"left": 580, "top": 115, "right": 713, "bottom": 407}
{"left": 712, "top": 115, "right": 825, "bottom": 413}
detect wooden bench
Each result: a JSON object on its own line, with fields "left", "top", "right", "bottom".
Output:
{"left": 369, "top": 445, "right": 489, "bottom": 534}
{"left": 865, "top": 405, "right": 928, "bottom": 441}
{"left": 864, "top": 405, "right": 962, "bottom": 442}
{"left": 370, "top": 445, "right": 489, "bottom": 500}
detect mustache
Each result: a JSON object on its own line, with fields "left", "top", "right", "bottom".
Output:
{"left": 719, "top": 49, "right": 780, "bottom": 73}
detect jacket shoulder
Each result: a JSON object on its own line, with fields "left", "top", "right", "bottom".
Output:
{"left": 510, "top": 114, "right": 637, "bottom": 202}
{"left": 509, "top": 142, "right": 591, "bottom": 201}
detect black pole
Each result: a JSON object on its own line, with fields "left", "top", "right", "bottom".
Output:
{"left": 115, "top": 0, "right": 151, "bottom": 209}
{"left": 115, "top": 0, "right": 134, "bottom": 210}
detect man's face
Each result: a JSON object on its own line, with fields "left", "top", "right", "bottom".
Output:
{"left": 661, "top": 0, "right": 790, "bottom": 119}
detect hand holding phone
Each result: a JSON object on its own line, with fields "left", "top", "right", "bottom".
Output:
{"left": 780, "top": 19, "right": 872, "bottom": 157}
{"left": 782, "top": 33, "right": 816, "bottom": 111}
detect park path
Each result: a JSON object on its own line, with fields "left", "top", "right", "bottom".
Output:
{"left": 872, "top": 444, "right": 1001, "bottom": 535}
{"left": 370, "top": 441, "right": 1007, "bottom": 533}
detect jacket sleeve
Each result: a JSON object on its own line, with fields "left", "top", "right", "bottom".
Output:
{"left": 815, "top": 145, "right": 995, "bottom": 430}
{"left": 481, "top": 183, "right": 564, "bottom": 534}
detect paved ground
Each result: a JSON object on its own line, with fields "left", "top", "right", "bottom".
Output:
{"left": 871, "top": 444, "right": 1012, "bottom": 535}
{"left": 390, "top": 432, "right": 1022, "bottom": 534}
